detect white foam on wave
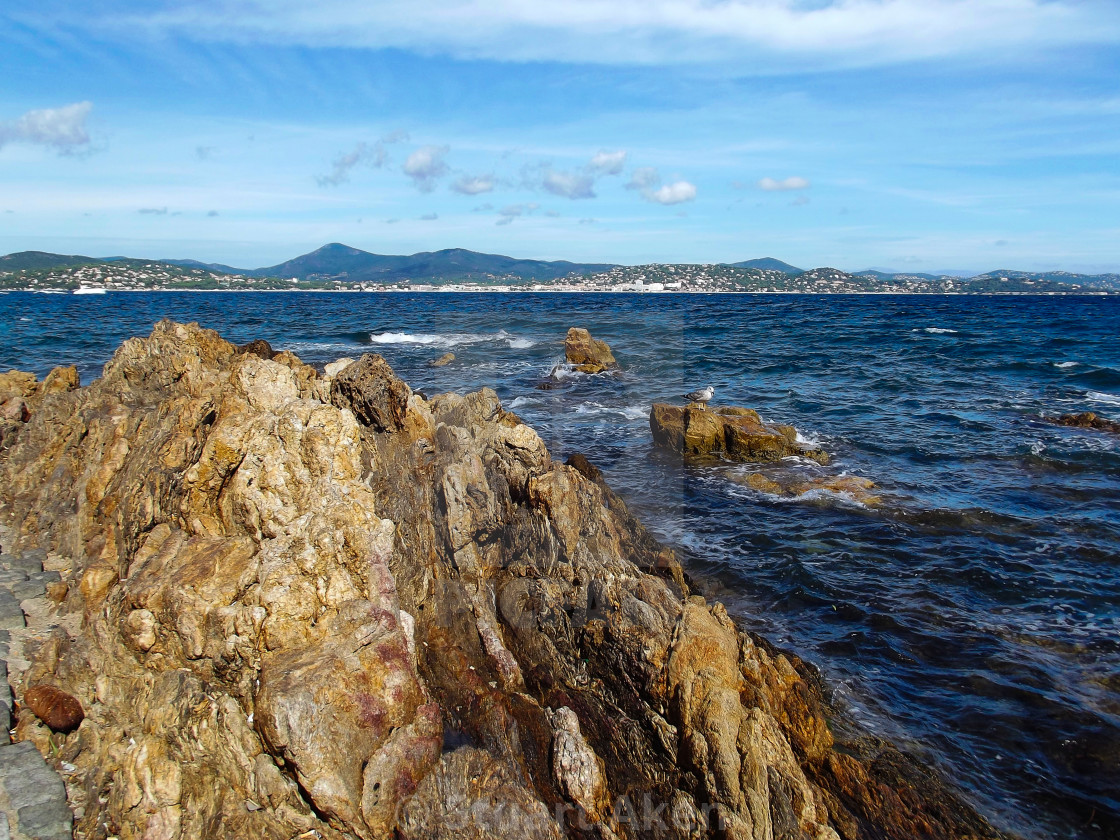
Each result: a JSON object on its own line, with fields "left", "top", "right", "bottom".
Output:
{"left": 369, "top": 329, "right": 527, "bottom": 348}
{"left": 794, "top": 429, "right": 823, "bottom": 447}
{"left": 1053, "top": 361, "right": 1079, "bottom": 368}
{"left": 573, "top": 401, "right": 648, "bottom": 421}
{"left": 913, "top": 327, "right": 958, "bottom": 334}
{"left": 507, "top": 396, "right": 538, "bottom": 409}
{"left": 1088, "top": 390, "right": 1120, "bottom": 406}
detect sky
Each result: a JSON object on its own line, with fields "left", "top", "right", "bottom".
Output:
{"left": 1, "top": 0, "right": 1119, "bottom": 273}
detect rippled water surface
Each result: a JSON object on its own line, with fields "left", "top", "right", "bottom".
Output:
{"left": 3, "top": 291, "right": 1118, "bottom": 838}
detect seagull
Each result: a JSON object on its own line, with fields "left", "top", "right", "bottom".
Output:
{"left": 683, "top": 386, "right": 714, "bottom": 408}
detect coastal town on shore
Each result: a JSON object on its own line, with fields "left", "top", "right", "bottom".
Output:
{"left": 2, "top": 257, "right": 1117, "bottom": 295}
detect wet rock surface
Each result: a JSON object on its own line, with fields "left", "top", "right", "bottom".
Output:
{"left": 0, "top": 321, "right": 1009, "bottom": 840}
{"left": 650, "top": 404, "right": 830, "bottom": 464}
{"left": 564, "top": 327, "right": 618, "bottom": 374}
{"left": 1049, "top": 411, "right": 1120, "bottom": 434}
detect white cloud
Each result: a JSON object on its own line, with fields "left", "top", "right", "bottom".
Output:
{"left": 759, "top": 176, "right": 810, "bottom": 191}
{"left": 451, "top": 175, "right": 495, "bottom": 195}
{"left": 403, "top": 144, "right": 449, "bottom": 192}
{"left": 589, "top": 150, "right": 627, "bottom": 175}
{"left": 647, "top": 181, "right": 697, "bottom": 205}
{"left": 541, "top": 168, "right": 595, "bottom": 200}
{"left": 0, "top": 101, "right": 93, "bottom": 152}
{"left": 108, "top": 1, "right": 1115, "bottom": 69}
{"left": 626, "top": 166, "right": 697, "bottom": 205}
{"left": 318, "top": 132, "right": 407, "bottom": 187}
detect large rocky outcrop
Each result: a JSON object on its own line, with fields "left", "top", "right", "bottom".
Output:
{"left": 650, "top": 404, "right": 829, "bottom": 464}
{"left": 0, "top": 321, "right": 1007, "bottom": 840}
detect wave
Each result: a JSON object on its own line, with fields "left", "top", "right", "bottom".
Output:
{"left": 913, "top": 327, "right": 959, "bottom": 334}
{"left": 1087, "top": 390, "right": 1120, "bottom": 406}
{"left": 368, "top": 329, "right": 533, "bottom": 349}
{"left": 573, "top": 401, "right": 649, "bottom": 421}
{"left": 1054, "top": 362, "right": 1079, "bottom": 369}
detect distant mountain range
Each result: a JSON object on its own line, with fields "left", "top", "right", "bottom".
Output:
{"left": 2, "top": 245, "right": 1118, "bottom": 291}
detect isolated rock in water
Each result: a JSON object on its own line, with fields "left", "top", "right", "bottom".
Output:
{"left": 236, "top": 338, "right": 276, "bottom": 359}
{"left": 564, "top": 327, "right": 618, "bottom": 373}
{"left": 650, "top": 403, "right": 830, "bottom": 464}
{"left": 1051, "top": 411, "right": 1120, "bottom": 434}
{"left": 743, "top": 472, "right": 881, "bottom": 505}
{"left": 428, "top": 352, "right": 455, "bottom": 367}
{"left": 0, "top": 320, "right": 1007, "bottom": 840}
{"left": 23, "top": 684, "right": 85, "bottom": 732}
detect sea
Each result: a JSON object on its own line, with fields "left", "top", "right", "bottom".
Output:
{"left": 2, "top": 291, "right": 1118, "bottom": 839}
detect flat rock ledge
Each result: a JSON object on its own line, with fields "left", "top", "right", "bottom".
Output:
{"left": 650, "top": 403, "right": 830, "bottom": 464}
{"left": 0, "top": 321, "right": 1009, "bottom": 840}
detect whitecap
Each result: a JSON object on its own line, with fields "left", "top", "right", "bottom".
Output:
{"left": 507, "top": 338, "right": 535, "bottom": 349}
{"left": 794, "top": 429, "right": 823, "bottom": 447}
{"left": 572, "top": 401, "right": 649, "bottom": 421}
{"left": 913, "top": 327, "right": 958, "bottom": 334}
{"left": 1087, "top": 390, "right": 1120, "bottom": 406}
{"left": 507, "top": 396, "right": 538, "bottom": 409}
{"left": 1053, "top": 361, "right": 1079, "bottom": 369}
{"left": 369, "top": 329, "right": 514, "bottom": 348}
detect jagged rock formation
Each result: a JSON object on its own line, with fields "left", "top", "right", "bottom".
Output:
{"left": 0, "top": 321, "right": 1007, "bottom": 840}
{"left": 650, "top": 404, "right": 829, "bottom": 464}
{"left": 565, "top": 328, "right": 618, "bottom": 374}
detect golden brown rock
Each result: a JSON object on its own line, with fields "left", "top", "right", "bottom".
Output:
{"left": 651, "top": 403, "right": 830, "bottom": 464}
{"left": 1051, "top": 411, "right": 1120, "bottom": 434}
{"left": 0, "top": 321, "right": 1008, "bottom": 840}
{"left": 564, "top": 327, "right": 618, "bottom": 373}
{"left": 428, "top": 352, "right": 455, "bottom": 367}
{"left": 23, "top": 684, "right": 85, "bottom": 732}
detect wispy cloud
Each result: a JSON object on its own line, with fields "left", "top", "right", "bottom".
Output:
{"left": 759, "top": 176, "right": 810, "bottom": 191}
{"left": 627, "top": 167, "right": 696, "bottom": 205}
{"left": 403, "top": 144, "right": 449, "bottom": 192}
{"left": 541, "top": 168, "right": 595, "bottom": 199}
{"left": 111, "top": 1, "right": 1115, "bottom": 69}
{"left": 0, "top": 101, "right": 93, "bottom": 153}
{"left": 318, "top": 132, "right": 408, "bottom": 187}
{"left": 138, "top": 207, "right": 169, "bottom": 215}
{"left": 525, "top": 150, "right": 627, "bottom": 200}
{"left": 588, "top": 149, "right": 627, "bottom": 175}
{"left": 451, "top": 175, "right": 495, "bottom": 195}
{"left": 419, "top": 212, "right": 438, "bottom": 220}
{"left": 496, "top": 202, "right": 540, "bottom": 225}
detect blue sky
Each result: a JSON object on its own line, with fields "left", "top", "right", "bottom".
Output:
{"left": 2, "top": 0, "right": 1119, "bottom": 272}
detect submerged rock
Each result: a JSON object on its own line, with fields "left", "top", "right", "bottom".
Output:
{"left": 564, "top": 327, "right": 618, "bottom": 374}
{"left": 740, "top": 472, "right": 882, "bottom": 506}
{"left": 1051, "top": 411, "right": 1120, "bottom": 434}
{"left": 428, "top": 352, "right": 455, "bottom": 367}
{"left": 0, "top": 321, "right": 1007, "bottom": 840}
{"left": 650, "top": 403, "right": 830, "bottom": 464}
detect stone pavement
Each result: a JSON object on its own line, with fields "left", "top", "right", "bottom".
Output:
{"left": 0, "top": 530, "right": 72, "bottom": 840}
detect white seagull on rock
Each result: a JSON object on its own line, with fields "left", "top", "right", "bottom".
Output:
{"left": 683, "top": 386, "right": 714, "bottom": 408}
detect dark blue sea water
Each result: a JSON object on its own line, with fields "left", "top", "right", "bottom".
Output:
{"left": 2, "top": 291, "right": 1118, "bottom": 838}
